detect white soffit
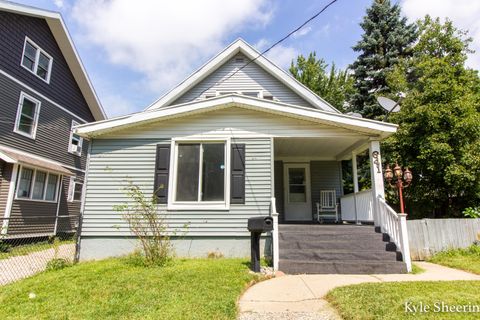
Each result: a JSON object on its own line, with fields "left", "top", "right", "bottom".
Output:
{"left": 75, "top": 94, "right": 397, "bottom": 138}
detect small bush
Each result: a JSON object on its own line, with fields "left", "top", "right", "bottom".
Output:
{"left": 46, "top": 258, "right": 70, "bottom": 271}
{"left": 114, "top": 181, "right": 172, "bottom": 267}
{"left": 463, "top": 207, "right": 480, "bottom": 218}
{"left": 0, "top": 240, "right": 11, "bottom": 253}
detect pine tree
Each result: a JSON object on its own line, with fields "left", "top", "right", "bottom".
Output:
{"left": 290, "top": 52, "right": 354, "bottom": 112}
{"left": 350, "top": 0, "right": 417, "bottom": 119}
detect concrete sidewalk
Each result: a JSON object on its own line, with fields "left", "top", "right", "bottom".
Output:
{"left": 239, "top": 262, "right": 480, "bottom": 319}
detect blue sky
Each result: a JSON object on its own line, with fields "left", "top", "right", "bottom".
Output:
{"left": 13, "top": 1, "right": 480, "bottom": 118}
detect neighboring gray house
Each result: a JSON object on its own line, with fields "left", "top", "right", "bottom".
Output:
{"left": 76, "top": 39, "right": 412, "bottom": 274}
{"left": 0, "top": 2, "right": 106, "bottom": 236}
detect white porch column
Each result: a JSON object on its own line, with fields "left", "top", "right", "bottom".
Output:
{"left": 352, "top": 152, "right": 359, "bottom": 223}
{"left": 369, "top": 140, "right": 385, "bottom": 230}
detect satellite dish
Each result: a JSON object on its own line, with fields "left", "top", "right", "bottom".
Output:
{"left": 377, "top": 96, "right": 401, "bottom": 113}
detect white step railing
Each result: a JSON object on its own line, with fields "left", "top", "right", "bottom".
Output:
{"left": 270, "top": 197, "right": 279, "bottom": 271}
{"left": 377, "top": 196, "right": 412, "bottom": 272}
{"left": 340, "top": 189, "right": 374, "bottom": 222}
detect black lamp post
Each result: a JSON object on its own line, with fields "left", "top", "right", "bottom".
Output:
{"left": 384, "top": 163, "right": 412, "bottom": 214}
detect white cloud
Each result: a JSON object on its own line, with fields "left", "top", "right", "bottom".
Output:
{"left": 53, "top": 0, "right": 64, "bottom": 8}
{"left": 292, "top": 26, "right": 312, "bottom": 38}
{"left": 401, "top": 0, "right": 480, "bottom": 69}
{"left": 71, "top": 0, "right": 273, "bottom": 95}
{"left": 254, "top": 38, "right": 298, "bottom": 69}
{"left": 101, "top": 93, "right": 137, "bottom": 118}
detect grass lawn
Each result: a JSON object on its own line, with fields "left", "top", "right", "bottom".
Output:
{"left": 327, "top": 281, "right": 480, "bottom": 319}
{"left": 428, "top": 245, "right": 480, "bottom": 275}
{"left": 0, "top": 258, "right": 260, "bottom": 319}
{"left": 0, "top": 239, "right": 74, "bottom": 260}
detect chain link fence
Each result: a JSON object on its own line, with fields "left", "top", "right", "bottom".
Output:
{"left": 0, "top": 215, "right": 80, "bottom": 285}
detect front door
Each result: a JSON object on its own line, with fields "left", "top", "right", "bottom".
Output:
{"left": 283, "top": 163, "right": 312, "bottom": 221}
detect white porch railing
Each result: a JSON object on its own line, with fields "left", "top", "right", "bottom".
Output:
{"left": 377, "top": 196, "right": 412, "bottom": 272}
{"left": 270, "top": 197, "right": 279, "bottom": 271}
{"left": 340, "top": 189, "right": 374, "bottom": 222}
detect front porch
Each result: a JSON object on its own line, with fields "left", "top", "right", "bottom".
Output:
{"left": 272, "top": 137, "right": 377, "bottom": 224}
{"left": 270, "top": 136, "right": 412, "bottom": 273}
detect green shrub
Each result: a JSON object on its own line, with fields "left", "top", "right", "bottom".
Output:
{"left": 0, "top": 240, "right": 11, "bottom": 253}
{"left": 46, "top": 258, "right": 70, "bottom": 271}
{"left": 463, "top": 207, "right": 480, "bottom": 218}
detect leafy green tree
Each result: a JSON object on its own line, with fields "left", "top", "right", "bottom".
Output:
{"left": 385, "top": 16, "right": 480, "bottom": 218}
{"left": 290, "top": 52, "right": 354, "bottom": 112}
{"left": 350, "top": 0, "right": 417, "bottom": 119}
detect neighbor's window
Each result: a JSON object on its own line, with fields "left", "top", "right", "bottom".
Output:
{"left": 69, "top": 120, "right": 83, "bottom": 155}
{"left": 174, "top": 142, "right": 226, "bottom": 202}
{"left": 68, "top": 177, "right": 83, "bottom": 202}
{"left": 14, "top": 92, "right": 41, "bottom": 139}
{"left": 21, "top": 37, "right": 53, "bottom": 82}
{"left": 16, "top": 166, "right": 59, "bottom": 202}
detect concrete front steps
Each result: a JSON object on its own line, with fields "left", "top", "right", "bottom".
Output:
{"left": 278, "top": 224, "right": 407, "bottom": 274}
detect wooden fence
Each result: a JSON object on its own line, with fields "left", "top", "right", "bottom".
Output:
{"left": 407, "top": 219, "right": 480, "bottom": 260}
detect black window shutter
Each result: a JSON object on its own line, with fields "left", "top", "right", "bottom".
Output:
{"left": 231, "top": 144, "right": 245, "bottom": 204}
{"left": 154, "top": 145, "right": 170, "bottom": 203}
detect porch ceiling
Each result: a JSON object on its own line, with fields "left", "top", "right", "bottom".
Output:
{"left": 274, "top": 137, "right": 368, "bottom": 160}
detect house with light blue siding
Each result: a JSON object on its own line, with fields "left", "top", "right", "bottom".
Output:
{"left": 75, "top": 39, "right": 412, "bottom": 274}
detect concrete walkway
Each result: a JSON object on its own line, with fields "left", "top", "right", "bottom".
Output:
{"left": 239, "top": 262, "right": 480, "bottom": 319}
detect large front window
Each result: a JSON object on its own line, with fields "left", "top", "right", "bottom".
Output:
{"left": 174, "top": 142, "right": 226, "bottom": 204}
{"left": 16, "top": 166, "right": 60, "bottom": 202}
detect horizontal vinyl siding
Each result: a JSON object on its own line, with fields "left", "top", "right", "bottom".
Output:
{"left": 0, "top": 72, "right": 88, "bottom": 170}
{"left": 0, "top": 11, "right": 95, "bottom": 121}
{"left": 8, "top": 199, "right": 57, "bottom": 235}
{"left": 310, "top": 161, "right": 343, "bottom": 217}
{"left": 102, "top": 107, "right": 356, "bottom": 140}
{"left": 82, "top": 138, "right": 272, "bottom": 236}
{"left": 170, "top": 53, "right": 315, "bottom": 108}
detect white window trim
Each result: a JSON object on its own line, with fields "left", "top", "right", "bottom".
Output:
{"left": 68, "top": 176, "right": 83, "bottom": 202}
{"left": 15, "top": 165, "right": 61, "bottom": 203}
{"left": 13, "top": 92, "right": 41, "bottom": 140}
{"left": 21, "top": 37, "right": 53, "bottom": 83}
{"left": 68, "top": 120, "right": 83, "bottom": 156}
{"left": 167, "top": 137, "right": 231, "bottom": 210}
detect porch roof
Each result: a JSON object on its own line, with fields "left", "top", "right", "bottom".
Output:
{"left": 75, "top": 94, "right": 398, "bottom": 139}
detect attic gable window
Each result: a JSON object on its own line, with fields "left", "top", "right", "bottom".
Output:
{"left": 21, "top": 37, "right": 53, "bottom": 83}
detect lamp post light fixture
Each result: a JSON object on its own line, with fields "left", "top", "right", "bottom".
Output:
{"left": 384, "top": 163, "right": 412, "bottom": 214}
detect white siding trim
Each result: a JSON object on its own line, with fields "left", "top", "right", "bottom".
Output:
{"left": 1, "top": 163, "right": 18, "bottom": 235}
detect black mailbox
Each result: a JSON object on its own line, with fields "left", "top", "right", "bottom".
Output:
{"left": 247, "top": 216, "right": 273, "bottom": 233}
{"left": 247, "top": 216, "right": 274, "bottom": 272}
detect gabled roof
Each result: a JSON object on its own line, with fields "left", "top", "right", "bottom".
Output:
{"left": 75, "top": 94, "right": 397, "bottom": 138}
{"left": 0, "top": 1, "right": 106, "bottom": 121}
{"left": 145, "top": 38, "right": 340, "bottom": 113}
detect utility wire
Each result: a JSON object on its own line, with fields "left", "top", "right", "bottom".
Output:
{"left": 195, "top": 0, "right": 339, "bottom": 99}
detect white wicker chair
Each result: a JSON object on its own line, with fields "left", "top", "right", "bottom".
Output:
{"left": 315, "top": 190, "right": 339, "bottom": 223}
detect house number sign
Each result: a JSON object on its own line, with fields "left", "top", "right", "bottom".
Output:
{"left": 372, "top": 151, "right": 381, "bottom": 173}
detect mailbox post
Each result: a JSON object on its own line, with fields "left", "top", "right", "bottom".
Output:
{"left": 247, "top": 216, "right": 273, "bottom": 272}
